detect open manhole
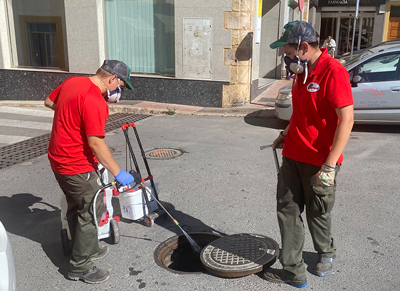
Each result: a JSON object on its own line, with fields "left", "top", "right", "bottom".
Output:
{"left": 145, "top": 148, "right": 185, "bottom": 160}
{"left": 154, "top": 232, "right": 223, "bottom": 274}
{"left": 200, "top": 233, "right": 279, "bottom": 278}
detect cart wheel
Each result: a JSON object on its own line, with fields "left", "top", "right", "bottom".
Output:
{"left": 143, "top": 216, "right": 154, "bottom": 227}
{"left": 61, "top": 229, "right": 71, "bottom": 256}
{"left": 110, "top": 219, "right": 120, "bottom": 244}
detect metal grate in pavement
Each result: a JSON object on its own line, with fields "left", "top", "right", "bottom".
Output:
{"left": 0, "top": 113, "right": 151, "bottom": 170}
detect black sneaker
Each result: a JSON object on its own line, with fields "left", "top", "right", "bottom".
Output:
{"left": 263, "top": 268, "right": 307, "bottom": 288}
{"left": 92, "top": 245, "right": 108, "bottom": 261}
{"left": 68, "top": 266, "right": 110, "bottom": 284}
{"left": 315, "top": 255, "right": 335, "bottom": 277}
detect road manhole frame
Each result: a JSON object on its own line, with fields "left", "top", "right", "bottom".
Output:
{"left": 154, "top": 232, "right": 224, "bottom": 274}
{"left": 144, "top": 148, "right": 185, "bottom": 160}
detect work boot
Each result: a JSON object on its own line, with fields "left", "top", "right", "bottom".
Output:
{"left": 68, "top": 266, "right": 110, "bottom": 284}
{"left": 92, "top": 245, "right": 109, "bottom": 261}
{"left": 263, "top": 268, "right": 307, "bottom": 288}
{"left": 315, "top": 255, "right": 335, "bottom": 277}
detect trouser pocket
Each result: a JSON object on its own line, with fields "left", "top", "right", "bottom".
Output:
{"left": 310, "top": 170, "right": 338, "bottom": 214}
{"left": 310, "top": 190, "right": 335, "bottom": 214}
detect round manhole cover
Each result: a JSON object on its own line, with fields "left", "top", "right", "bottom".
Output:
{"left": 145, "top": 148, "right": 185, "bottom": 160}
{"left": 200, "top": 233, "right": 279, "bottom": 278}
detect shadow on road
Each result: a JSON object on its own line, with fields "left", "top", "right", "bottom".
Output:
{"left": 0, "top": 193, "right": 69, "bottom": 276}
{"left": 113, "top": 198, "right": 227, "bottom": 238}
{"left": 244, "top": 110, "right": 289, "bottom": 130}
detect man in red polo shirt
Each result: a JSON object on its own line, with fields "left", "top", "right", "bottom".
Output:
{"left": 45, "top": 60, "right": 137, "bottom": 284}
{"left": 264, "top": 21, "right": 354, "bottom": 288}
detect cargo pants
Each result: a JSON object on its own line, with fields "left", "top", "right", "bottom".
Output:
{"left": 277, "top": 157, "right": 338, "bottom": 280}
{"left": 54, "top": 171, "right": 103, "bottom": 272}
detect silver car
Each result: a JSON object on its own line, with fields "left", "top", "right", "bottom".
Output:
{"left": 275, "top": 44, "right": 400, "bottom": 124}
{"left": 0, "top": 222, "right": 16, "bottom": 291}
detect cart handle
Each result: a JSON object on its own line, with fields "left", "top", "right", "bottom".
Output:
{"left": 121, "top": 122, "right": 137, "bottom": 130}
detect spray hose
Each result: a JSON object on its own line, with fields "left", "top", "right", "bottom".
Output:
{"left": 138, "top": 181, "right": 180, "bottom": 226}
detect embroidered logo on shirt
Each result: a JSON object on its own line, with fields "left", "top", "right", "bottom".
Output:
{"left": 307, "top": 82, "right": 320, "bottom": 92}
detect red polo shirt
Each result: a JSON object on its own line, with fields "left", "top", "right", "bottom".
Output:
{"left": 282, "top": 48, "right": 353, "bottom": 166}
{"left": 48, "top": 77, "right": 109, "bottom": 175}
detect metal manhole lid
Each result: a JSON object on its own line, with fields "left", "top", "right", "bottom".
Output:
{"left": 145, "top": 148, "right": 185, "bottom": 160}
{"left": 200, "top": 233, "right": 279, "bottom": 278}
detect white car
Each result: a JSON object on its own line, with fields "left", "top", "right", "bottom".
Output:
{"left": 0, "top": 222, "right": 16, "bottom": 291}
{"left": 275, "top": 44, "right": 400, "bottom": 124}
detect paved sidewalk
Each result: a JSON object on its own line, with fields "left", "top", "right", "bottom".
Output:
{"left": 0, "top": 79, "right": 290, "bottom": 117}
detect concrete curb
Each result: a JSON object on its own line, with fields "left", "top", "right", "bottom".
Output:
{"left": 0, "top": 100, "right": 275, "bottom": 118}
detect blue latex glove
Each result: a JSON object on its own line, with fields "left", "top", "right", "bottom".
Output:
{"left": 115, "top": 169, "right": 134, "bottom": 186}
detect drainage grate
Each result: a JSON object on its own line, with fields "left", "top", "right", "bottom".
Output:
{"left": 0, "top": 113, "right": 151, "bottom": 170}
{"left": 200, "top": 233, "right": 279, "bottom": 278}
{"left": 145, "top": 148, "right": 185, "bottom": 160}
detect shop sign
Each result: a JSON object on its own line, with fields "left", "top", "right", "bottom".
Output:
{"left": 318, "top": 0, "right": 385, "bottom": 6}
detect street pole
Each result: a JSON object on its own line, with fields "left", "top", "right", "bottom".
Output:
{"left": 350, "top": 0, "right": 360, "bottom": 59}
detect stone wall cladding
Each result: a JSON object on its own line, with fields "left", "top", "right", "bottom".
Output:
{"left": 0, "top": 69, "right": 228, "bottom": 108}
{"left": 222, "top": 0, "right": 255, "bottom": 107}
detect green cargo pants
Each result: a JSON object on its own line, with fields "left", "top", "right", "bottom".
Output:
{"left": 277, "top": 157, "right": 338, "bottom": 280}
{"left": 54, "top": 171, "right": 103, "bottom": 272}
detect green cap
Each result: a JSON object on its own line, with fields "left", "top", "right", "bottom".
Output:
{"left": 270, "top": 21, "right": 318, "bottom": 49}
{"left": 101, "top": 60, "right": 134, "bottom": 91}
{"left": 270, "top": 21, "right": 297, "bottom": 49}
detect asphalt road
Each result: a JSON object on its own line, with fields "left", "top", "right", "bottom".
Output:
{"left": 1, "top": 114, "right": 400, "bottom": 291}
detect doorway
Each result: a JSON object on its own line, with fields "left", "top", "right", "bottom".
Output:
{"left": 321, "top": 12, "right": 375, "bottom": 56}
{"left": 388, "top": 6, "right": 400, "bottom": 40}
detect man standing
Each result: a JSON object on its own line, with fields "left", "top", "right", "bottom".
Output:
{"left": 323, "top": 36, "right": 336, "bottom": 57}
{"left": 45, "top": 60, "right": 136, "bottom": 284}
{"left": 265, "top": 21, "right": 354, "bottom": 288}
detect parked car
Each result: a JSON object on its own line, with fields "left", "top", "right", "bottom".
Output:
{"left": 275, "top": 44, "right": 400, "bottom": 124}
{"left": 339, "top": 39, "right": 400, "bottom": 65}
{"left": 0, "top": 222, "right": 16, "bottom": 291}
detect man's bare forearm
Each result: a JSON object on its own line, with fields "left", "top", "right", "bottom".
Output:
{"left": 325, "top": 105, "right": 354, "bottom": 166}
{"left": 87, "top": 136, "right": 121, "bottom": 176}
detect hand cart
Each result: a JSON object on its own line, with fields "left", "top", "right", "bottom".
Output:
{"left": 118, "top": 122, "right": 165, "bottom": 227}
{"left": 60, "top": 164, "right": 121, "bottom": 256}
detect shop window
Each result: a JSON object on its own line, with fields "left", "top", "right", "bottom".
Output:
{"left": 320, "top": 18, "right": 337, "bottom": 48}
{"left": 104, "top": 0, "right": 175, "bottom": 75}
{"left": 5, "top": 0, "right": 66, "bottom": 69}
{"left": 360, "top": 18, "right": 374, "bottom": 50}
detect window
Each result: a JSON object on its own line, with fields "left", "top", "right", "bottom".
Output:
{"left": 104, "top": 0, "right": 175, "bottom": 75}
{"left": 5, "top": 0, "right": 66, "bottom": 69}
{"left": 25, "top": 21, "right": 59, "bottom": 67}
{"left": 357, "top": 53, "right": 400, "bottom": 82}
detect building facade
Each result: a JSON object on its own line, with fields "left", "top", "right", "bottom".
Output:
{"left": 0, "top": 0, "right": 398, "bottom": 107}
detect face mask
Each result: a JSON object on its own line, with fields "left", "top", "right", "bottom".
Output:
{"left": 284, "top": 55, "right": 307, "bottom": 75}
{"left": 97, "top": 76, "right": 124, "bottom": 103}
{"left": 107, "top": 87, "right": 123, "bottom": 103}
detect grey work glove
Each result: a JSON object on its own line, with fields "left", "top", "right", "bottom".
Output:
{"left": 272, "top": 131, "right": 286, "bottom": 150}
{"left": 315, "top": 164, "right": 336, "bottom": 187}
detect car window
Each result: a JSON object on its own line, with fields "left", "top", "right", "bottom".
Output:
{"left": 356, "top": 52, "right": 400, "bottom": 82}
{"left": 343, "top": 50, "right": 373, "bottom": 68}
